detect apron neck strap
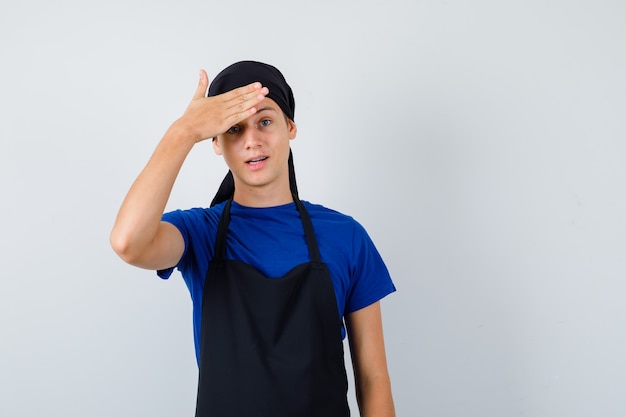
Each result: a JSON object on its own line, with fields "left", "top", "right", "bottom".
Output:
{"left": 292, "top": 193, "right": 321, "bottom": 263}
{"left": 213, "top": 196, "right": 321, "bottom": 263}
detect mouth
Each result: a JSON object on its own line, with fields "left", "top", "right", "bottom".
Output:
{"left": 246, "top": 156, "right": 268, "bottom": 165}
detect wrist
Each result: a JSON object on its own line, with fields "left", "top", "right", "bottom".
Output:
{"left": 164, "top": 118, "right": 202, "bottom": 148}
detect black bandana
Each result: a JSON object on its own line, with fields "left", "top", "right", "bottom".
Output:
{"left": 208, "top": 61, "right": 298, "bottom": 207}
{"left": 208, "top": 60, "right": 295, "bottom": 121}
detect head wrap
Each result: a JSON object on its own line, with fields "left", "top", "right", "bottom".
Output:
{"left": 208, "top": 60, "right": 295, "bottom": 121}
{"left": 208, "top": 61, "right": 298, "bottom": 206}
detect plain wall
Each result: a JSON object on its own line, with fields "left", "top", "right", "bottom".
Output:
{"left": 1, "top": 0, "right": 625, "bottom": 416}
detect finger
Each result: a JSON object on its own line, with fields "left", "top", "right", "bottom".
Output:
{"left": 223, "top": 92, "right": 269, "bottom": 127}
{"left": 224, "top": 86, "right": 269, "bottom": 112}
{"left": 221, "top": 107, "right": 258, "bottom": 131}
{"left": 192, "top": 69, "right": 209, "bottom": 99}
{"left": 220, "top": 98, "right": 265, "bottom": 127}
{"left": 222, "top": 82, "right": 267, "bottom": 104}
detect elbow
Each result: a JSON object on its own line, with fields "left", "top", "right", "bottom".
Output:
{"left": 109, "top": 228, "right": 141, "bottom": 265}
{"left": 110, "top": 222, "right": 180, "bottom": 270}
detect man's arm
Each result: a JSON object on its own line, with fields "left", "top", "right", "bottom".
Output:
{"left": 110, "top": 70, "right": 268, "bottom": 270}
{"left": 345, "top": 301, "right": 396, "bottom": 417}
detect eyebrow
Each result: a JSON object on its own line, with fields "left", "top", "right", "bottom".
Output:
{"left": 256, "top": 107, "right": 278, "bottom": 114}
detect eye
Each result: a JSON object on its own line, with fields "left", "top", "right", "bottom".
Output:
{"left": 227, "top": 125, "right": 240, "bottom": 134}
{"left": 259, "top": 119, "right": 271, "bottom": 127}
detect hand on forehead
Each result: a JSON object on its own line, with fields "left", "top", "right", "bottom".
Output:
{"left": 208, "top": 61, "right": 295, "bottom": 121}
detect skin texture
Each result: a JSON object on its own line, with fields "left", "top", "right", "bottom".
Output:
{"left": 110, "top": 69, "right": 395, "bottom": 416}
{"left": 346, "top": 302, "right": 396, "bottom": 417}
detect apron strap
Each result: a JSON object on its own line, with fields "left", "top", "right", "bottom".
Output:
{"left": 293, "top": 193, "right": 321, "bottom": 263}
{"left": 213, "top": 196, "right": 321, "bottom": 263}
{"left": 213, "top": 199, "right": 232, "bottom": 261}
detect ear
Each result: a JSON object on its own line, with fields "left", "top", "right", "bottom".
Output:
{"left": 287, "top": 119, "right": 297, "bottom": 140}
{"left": 212, "top": 137, "right": 223, "bottom": 155}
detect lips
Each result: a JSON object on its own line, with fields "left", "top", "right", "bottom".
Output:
{"left": 247, "top": 156, "right": 268, "bottom": 165}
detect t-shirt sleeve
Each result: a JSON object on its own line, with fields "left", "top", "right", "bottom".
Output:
{"left": 156, "top": 207, "right": 218, "bottom": 288}
{"left": 344, "top": 221, "right": 396, "bottom": 314}
{"left": 156, "top": 209, "right": 194, "bottom": 280}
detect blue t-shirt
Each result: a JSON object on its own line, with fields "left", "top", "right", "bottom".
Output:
{"left": 158, "top": 200, "right": 395, "bottom": 364}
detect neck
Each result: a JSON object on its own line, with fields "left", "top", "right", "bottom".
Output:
{"left": 232, "top": 179, "right": 294, "bottom": 208}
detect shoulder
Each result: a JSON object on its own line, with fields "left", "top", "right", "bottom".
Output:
{"left": 302, "top": 201, "right": 395, "bottom": 313}
{"left": 301, "top": 201, "right": 376, "bottom": 256}
{"left": 302, "top": 201, "right": 356, "bottom": 223}
{"left": 161, "top": 204, "right": 226, "bottom": 252}
{"left": 302, "top": 201, "right": 368, "bottom": 235}
{"left": 162, "top": 204, "right": 224, "bottom": 228}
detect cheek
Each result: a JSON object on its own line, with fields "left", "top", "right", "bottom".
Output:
{"left": 216, "top": 142, "right": 241, "bottom": 167}
{"left": 214, "top": 137, "right": 241, "bottom": 156}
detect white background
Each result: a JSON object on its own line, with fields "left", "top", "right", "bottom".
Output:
{"left": 1, "top": 0, "right": 625, "bottom": 416}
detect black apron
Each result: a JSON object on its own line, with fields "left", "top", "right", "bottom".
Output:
{"left": 194, "top": 197, "right": 350, "bottom": 417}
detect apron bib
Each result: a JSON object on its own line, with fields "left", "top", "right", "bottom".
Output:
{"left": 194, "top": 198, "right": 350, "bottom": 417}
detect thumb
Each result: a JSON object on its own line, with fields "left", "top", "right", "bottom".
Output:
{"left": 193, "top": 69, "right": 209, "bottom": 99}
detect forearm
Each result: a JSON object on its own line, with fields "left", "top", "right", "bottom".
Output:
{"left": 110, "top": 120, "right": 194, "bottom": 262}
{"left": 355, "top": 372, "right": 396, "bottom": 417}
{"left": 346, "top": 302, "right": 396, "bottom": 417}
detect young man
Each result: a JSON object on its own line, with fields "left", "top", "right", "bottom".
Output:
{"left": 110, "top": 61, "right": 396, "bottom": 416}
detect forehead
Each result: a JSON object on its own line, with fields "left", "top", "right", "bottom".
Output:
{"left": 256, "top": 97, "right": 282, "bottom": 113}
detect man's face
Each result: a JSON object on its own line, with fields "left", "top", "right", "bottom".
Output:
{"left": 213, "top": 97, "right": 297, "bottom": 195}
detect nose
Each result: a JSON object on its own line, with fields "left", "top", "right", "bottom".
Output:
{"left": 243, "top": 126, "right": 262, "bottom": 149}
